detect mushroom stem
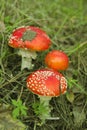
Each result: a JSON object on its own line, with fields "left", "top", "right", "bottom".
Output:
{"left": 38, "top": 96, "right": 52, "bottom": 123}
{"left": 18, "top": 49, "right": 37, "bottom": 70}
{"left": 39, "top": 96, "right": 52, "bottom": 106}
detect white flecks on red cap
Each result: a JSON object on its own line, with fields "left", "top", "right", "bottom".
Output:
{"left": 27, "top": 69, "right": 67, "bottom": 97}
{"left": 60, "top": 77, "right": 67, "bottom": 93}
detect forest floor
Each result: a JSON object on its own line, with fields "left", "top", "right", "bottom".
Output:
{"left": 0, "top": 0, "right": 87, "bottom": 130}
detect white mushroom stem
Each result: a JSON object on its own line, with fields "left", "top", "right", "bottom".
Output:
{"left": 38, "top": 96, "right": 60, "bottom": 124}
{"left": 38, "top": 96, "right": 52, "bottom": 123}
{"left": 39, "top": 96, "right": 52, "bottom": 106}
{"left": 18, "top": 49, "right": 37, "bottom": 70}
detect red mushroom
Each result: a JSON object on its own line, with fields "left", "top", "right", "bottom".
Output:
{"left": 26, "top": 69, "right": 67, "bottom": 123}
{"left": 45, "top": 50, "right": 69, "bottom": 71}
{"left": 8, "top": 26, "right": 51, "bottom": 70}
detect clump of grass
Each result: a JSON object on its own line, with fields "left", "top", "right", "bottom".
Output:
{"left": 0, "top": 0, "right": 87, "bottom": 129}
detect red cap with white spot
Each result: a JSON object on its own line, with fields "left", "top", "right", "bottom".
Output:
{"left": 26, "top": 69, "right": 67, "bottom": 97}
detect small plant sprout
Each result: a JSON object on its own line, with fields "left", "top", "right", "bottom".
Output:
{"left": 26, "top": 69, "right": 67, "bottom": 124}
{"left": 45, "top": 50, "right": 69, "bottom": 71}
{"left": 12, "top": 99, "right": 27, "bottom": 119}
{"left": 8, "top": 26, "right": 51, "bottom": 70}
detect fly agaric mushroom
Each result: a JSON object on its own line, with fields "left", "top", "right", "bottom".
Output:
{"left": 8, "top": 26, "right": 51, "bottom": 70}
{"left": 26, "top": 69, "right": 67, "bottom": 123}
{"left": 45, "top": 50, "right": 69, "bottom": 71}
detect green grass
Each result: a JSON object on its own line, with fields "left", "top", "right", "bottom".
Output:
{"left": 0, "top": 0, "right": 87, "bottom": 130}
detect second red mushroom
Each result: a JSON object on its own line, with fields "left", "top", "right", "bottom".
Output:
{"left": 8, "top": 26, "right": 51, "bottom": 70}
{"left": 26, "top": 68, "right": 67, "bottom": 123}
{"left": 45, "top": 50, "right": 69, "bottom": 71}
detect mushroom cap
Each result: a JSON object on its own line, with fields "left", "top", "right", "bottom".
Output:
{"left": 8, "top": 26, "right": 51, "bottom": 51}
{"left": 45, "top": 50, "right": 69, "bottom": 71}
{"left": 27, "top": 69, "right": 67, "bottom": 97}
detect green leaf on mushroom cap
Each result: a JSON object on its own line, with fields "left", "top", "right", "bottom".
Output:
{"left": 22, "top": 30, "right": 37, "bottom": 41}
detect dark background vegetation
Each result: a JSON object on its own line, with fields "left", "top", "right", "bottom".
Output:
{"left": 0, "top": 0, "right": 87, "bottom": 130}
